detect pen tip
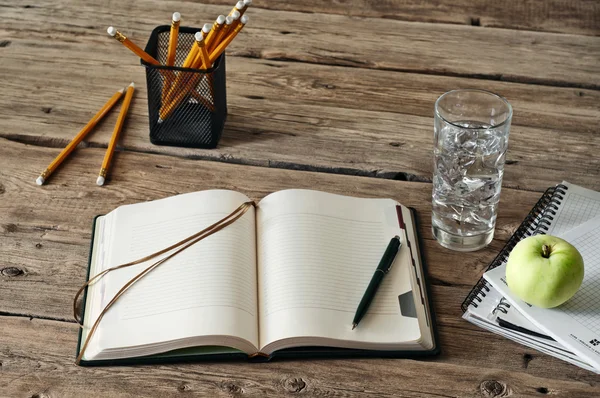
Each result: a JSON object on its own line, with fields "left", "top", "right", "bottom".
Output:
{"left": 351, "top": 323, "right": 357, "bottom": 330}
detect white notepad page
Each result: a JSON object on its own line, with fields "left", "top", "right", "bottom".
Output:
{"left": 548, "top": 182, "right": 600, "bottom": 236}
{"left": 484, "top": 215, "right": 600, "bottom": 372}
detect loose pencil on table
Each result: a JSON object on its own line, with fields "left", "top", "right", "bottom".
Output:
{"left": 97, "top": 82, "right": 136, "bottom": 186}
{"left": 36, "top": 87, "right": 125, "bottom": 185}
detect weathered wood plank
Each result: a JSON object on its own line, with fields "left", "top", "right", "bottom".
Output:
{"left": 0, "top": 137, "right": 540, "bottom": 318}
{"left": 199, "top": 0, "right": 600, "bottom": 36}
{"left": 1, "top": 50, "right": 599, "bottom": 192}
{"left": 1, "top": 316, "right": 599, "bottom": 397}
{"left": 4, "top": 138, "right": 600, "bottom": 382}
{"left": 0, "top": 0, "right": 598, "bottom": 88}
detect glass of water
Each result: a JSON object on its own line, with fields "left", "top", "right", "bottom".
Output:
{"left": 432, "top": 89, "right": 512, "bottom": 251}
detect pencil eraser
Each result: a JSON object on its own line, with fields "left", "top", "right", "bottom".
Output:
{"left": 225, "top": 16, "right": 234, "bottom": 24}
{"left": 203, "top": 23, "right": 212, "bottom": 33}
{"left": 172, "top": 12, "right": 181, "bottom": 22}
{"left": 96, "top": 176, "right": 105, "bottom": 186}
{"left": 243, "top": 0, "right": 252, "bottom": 6}
{"left": 36, "top": 176, "right": 45, "bottom": 186}
{"left": 217, "top": 15, "right": 226, "bottom": 24}
{"left": 107, "top": 26, "right": 117, "bottom": 36}
{"left": 236, "top": 1, "right": 245, "bottom": 9}
{"left": 241, "top": 15, "right": 249, "bottom": 24}
{"left": 195, "top": 31, "right": 204, "bottom": 42}
{"left": 157, "top": 117, "right": 164, "bottom": 124}
{"left": 231, "top": 10, "right": 241, "bottom": 20}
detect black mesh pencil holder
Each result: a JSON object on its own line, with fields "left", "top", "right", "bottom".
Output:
{"left": 142, "top": 25, "right": 227, "bottom": 149}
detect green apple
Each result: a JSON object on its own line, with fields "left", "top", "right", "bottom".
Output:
{"left": 505, "top": 235, "right": 584, "bottom": 308}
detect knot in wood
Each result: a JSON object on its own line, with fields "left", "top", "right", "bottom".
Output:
{"left": 221, "top": 381, "right": 244, "bottom": 395}
{"left": 1, "top": 267, "right": 24, "bottom": 277}
{"left": 31, "top": 393, "right": 50, "bottom": 398}
{"left": 283, "top": 377, "right": 306, "bottom": 393}
{"left": 177, "top": 382, "right": 191, "bottom": 392}
{"left": 480, "top": 380, "right": 511, "bottom": 397}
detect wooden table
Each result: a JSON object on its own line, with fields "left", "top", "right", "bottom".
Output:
{"left": 1, "top": 1, "right": 599, "bottom": 396}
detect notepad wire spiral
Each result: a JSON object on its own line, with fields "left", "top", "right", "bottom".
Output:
{"left": 461, "top": 184, "right": 568, "bottom": 312}
{"left": 492, "top": 297, "right": 511, "bottom": 315}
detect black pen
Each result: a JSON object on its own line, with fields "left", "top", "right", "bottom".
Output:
{"left": 352, "top": 235, "right": 402, "bottom": 330}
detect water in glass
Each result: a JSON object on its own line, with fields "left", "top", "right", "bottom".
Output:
{"left": 432, "top": 120, "right": 509, "bottom": 240}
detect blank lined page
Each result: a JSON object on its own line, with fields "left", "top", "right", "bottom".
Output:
{"left": 90, "top": 190, "right": 259, "bottom": 352}
{"left": 256, "top": 189, "right": 418, "bottom": 349}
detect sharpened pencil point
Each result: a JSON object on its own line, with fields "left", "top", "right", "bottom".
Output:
{"left": 36, "top": 176, "right": 45, "bottom": 186}
{"left": 96, "top": 176, "right": 105, "bottom": 186}
{"left": 107, "top": 26, "right": 117, "bottom": 36}
{"left": 158, "top": 117, "right": 164, "bottom": 124}
{"left": 351, "top": 323, "right": 357, "bottom": 330}
{"left": 129, "top": 82, "right": 135, "bottom": 88}
{"left": 117, "top": 87, "right": 125, "bottom": 93}
{"left": 217, "top": 15, "right": 226, "bottom": 24}
{"left": 172, "top": 12, "right": 181, "bottom": 22}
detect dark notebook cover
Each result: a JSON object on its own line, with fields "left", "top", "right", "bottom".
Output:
{"left": 76, "top": 208, "right": 440, "bottom": 366}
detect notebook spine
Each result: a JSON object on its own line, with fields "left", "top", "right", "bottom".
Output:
{"left": 460, "top": 184, "right": 568, "bottom": 312}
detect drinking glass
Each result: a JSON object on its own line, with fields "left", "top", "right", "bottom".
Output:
{"left": 432, "top": 89, "right": 512, "bottom": 251}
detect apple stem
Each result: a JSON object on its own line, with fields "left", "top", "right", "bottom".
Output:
{"left": 542, "top": 244, "right": 551, "bottom": 258}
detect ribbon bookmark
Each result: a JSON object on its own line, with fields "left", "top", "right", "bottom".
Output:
{"left": 74, "top": 200, "right": 256, "bottom": 364}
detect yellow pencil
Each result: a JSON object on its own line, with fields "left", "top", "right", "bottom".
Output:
{"left": 204, "top": 15, "right": 226, "bottom": 52}
{"left": 161, "top": 26, "right": 209, "bottom": 109}
{"left": 97, "top": 82, "right": 135, "bottom": 186}
{"left": 36, "top": 88, "right": 125, "bottom": 185}
{"left": 107, "top": 27, "right": 160, "bottom": 66}
{"left": 166, "top": 12, "right": 181, "bottom": 67}
{"left": 230, "top": 0, "right": 251, "bottom": 32}
{"left": 159, "top": 32, "right": 207, "bottom": 122}
{"left": 210, "top": 15, "right": 248, "bottom": 64}
{"left": 208, "top": 14, "right": 236, "bottom": 54}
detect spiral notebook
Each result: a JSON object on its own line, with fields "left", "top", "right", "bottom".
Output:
{"left": 461, "top": 181, "right": 600, "bottom": 373}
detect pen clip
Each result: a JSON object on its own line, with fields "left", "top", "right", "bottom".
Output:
{"left": 385, "top": 235, "right": 401, "bottom": 273}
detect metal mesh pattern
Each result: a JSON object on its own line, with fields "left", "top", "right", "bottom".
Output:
{"left": 142, "top": 25, "right": 227, "bottom": 148}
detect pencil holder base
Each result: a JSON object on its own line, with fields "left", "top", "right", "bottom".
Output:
{"left": 142, "top": 25, "right": 227, "bottom": 149}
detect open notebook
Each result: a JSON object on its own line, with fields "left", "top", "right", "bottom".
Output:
{"left": 77, "top": 189, "right": 438, "bottom": 365}
{"left": 462, "top": 181, "right": 600, "bottom": 373}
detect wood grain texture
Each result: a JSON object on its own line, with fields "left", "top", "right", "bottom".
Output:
{"left": 0, "top": 137, "right": 539, "bottom": 320}
{"left": 200, "top": 0, "right": 600, "bottom": 36}
{"left": 1, "top": 316, "right": 599, "bottom": 398}
{"left": 0, "top": 0, "right": 598, "bottom": 88}
{"left": 3, "top": 138, "right": 600, "bottom": 387}
{"left": 1, "top": 50, "right": 599, "bottom": 192}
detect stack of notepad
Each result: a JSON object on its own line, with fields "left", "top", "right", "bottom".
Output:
{"left": 462, "top": 181, "right": 600, "bottom": 373}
